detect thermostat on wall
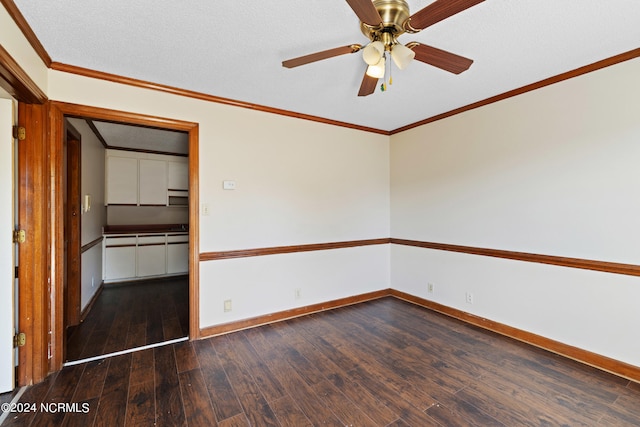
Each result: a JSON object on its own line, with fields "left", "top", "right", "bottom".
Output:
{"left": 223, "top": 180, "right": 236, "bottom": 190}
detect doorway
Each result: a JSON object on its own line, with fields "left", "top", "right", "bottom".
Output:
{"left": 61, "top": 115, "right": 193, "bottom": 364}
{"left": 46, "top": 102, "right": 200, "bottom": 373}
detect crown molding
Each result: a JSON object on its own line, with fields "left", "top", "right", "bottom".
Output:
{"left": 51, "top": 47, "right": 640, "bottom": 137}
{"left": 390, "top": 47, "right": 640, "bottom": 134}
{"left": 49, "top": 62, "right": 390, "bottom": 136}
{"left": 4, "top": 0, "right": 639, "bottom": 135}
{"left": 1, "top": 0, "right": 51, "bottom": 66}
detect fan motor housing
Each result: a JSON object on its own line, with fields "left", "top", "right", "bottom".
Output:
{"left": 360, "top": 0, "right": 410, "bottom": 41}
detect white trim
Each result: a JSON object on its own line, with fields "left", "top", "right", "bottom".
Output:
{"left": 63, "top": 337, "right": 188, "bottom": 367}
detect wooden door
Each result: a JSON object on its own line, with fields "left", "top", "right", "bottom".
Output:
{"left": 64, "top": 124, "right": 81, "bottom": 327}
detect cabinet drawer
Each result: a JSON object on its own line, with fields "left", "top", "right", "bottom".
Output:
{"left": 105, "top": 236, "right": 137, "bottom": 247}
{"left": 137, "top": 235, "right": 166, "bottom": 245}
{"left": 167, "top": 234, "right": 189, "bottom": 243}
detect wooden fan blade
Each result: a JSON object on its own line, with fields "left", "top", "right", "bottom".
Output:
{"left": 346, "top": 0, "right": 383, "bottom": 27}
{"left": 408, "top": 0, "right": 484, "bottom": 31}
{"left": 282, "top": 44, "right": 362, "bottom": 68}
{"left": 410, "top": 43, "right": 473, "bottom": 74}
{"left": 358, "top": 71, "right": 377, "bottom": 97}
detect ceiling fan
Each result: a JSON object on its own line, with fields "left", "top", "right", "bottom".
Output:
{"left": 282, "top": 0, "right": 484, "bottom": 96}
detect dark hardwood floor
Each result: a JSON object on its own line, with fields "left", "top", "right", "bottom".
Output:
{"left": 66, "top": 276, "right": 189, "bottom": 362}
{"left": 3, "top": 297, "right": 639, "bottom": 426}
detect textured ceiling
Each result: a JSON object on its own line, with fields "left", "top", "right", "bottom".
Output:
{"left": 67, "top": 118, "right": 188, "bottom": 155}
{"left": 12, "top": 0, "right": 640, "bottom": 132}
{"left": 92, "top": 120, "right": 189, "bottom": 155}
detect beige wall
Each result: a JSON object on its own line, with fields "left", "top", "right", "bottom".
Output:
{"left": 0, "top": 6, "right": 48, "bottom": 93}
{"left": 46, "top": 69, "right": 391, "bottom": 327}
{"left": 390, "top": 57, "right": 640, "bottom": 366}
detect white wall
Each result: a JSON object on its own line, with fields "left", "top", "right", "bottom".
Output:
{"left": 0, "top": 96, "right": 15, "bottom": 392}
{"left": 66, "top": 118, "right": 106, "bottom": 309}
{"left": 46, "top": 69, "right": 391, "bottom": 328}
{"left": 390, "top": 57, "right": 640, "bottom": 367}
{"left": 201, "top": 245, "right": 390, "bottom": 327}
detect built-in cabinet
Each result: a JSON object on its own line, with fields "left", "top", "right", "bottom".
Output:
{"left": 105, "top": 149, "right": 188, "bottom": 206}
{"left": 167, "top": 235, "right": 189, "bottom": 274}
{"left": 105, "top": 156, "right": 138, "bottom": 205}
{"left": 104, "top": 232, "right": 188, "bottom": 282}
{"left": 104, "top": 236, "right": 137, "bottom": 280}
{"left": 138, "top": 160, "right": 168, "bottom": 205}
{"left": 168, "top": 160, "right": 189, "bottom": 191}
{"left": 104, "top": 150, "right": 189, "bottom": 282}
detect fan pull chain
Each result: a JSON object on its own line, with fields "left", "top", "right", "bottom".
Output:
{"left": 388, "top": 51, "right": 393, "bottom": 86}
{"left": 380, "top": 51, "right": 391, "bottom": 92}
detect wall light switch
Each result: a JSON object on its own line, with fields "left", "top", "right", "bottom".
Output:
{"left": 223, "top": 180, "right": 236, "bottom": 190}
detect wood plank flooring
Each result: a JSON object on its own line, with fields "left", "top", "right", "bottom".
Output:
{"left": 66, "top": 276, "right": 189, "bottom": 362}
{"left": 3, "top": 297, "right": 640, "bottom": 426}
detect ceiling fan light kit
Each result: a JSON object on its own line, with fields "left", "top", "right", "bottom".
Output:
{"left": 390, "top": 42, "right": 415, "bottom": 70}
{"left": 366, "top": 55, "right": 386, "bottom": 78}
{"left": 282, "top": 0, "right": 483, "bottom": 96}
{"left": 362, "top": 41, "right": 385, "bottom": 65}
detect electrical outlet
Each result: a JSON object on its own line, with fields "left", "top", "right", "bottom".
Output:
{"left": 465, "top": 292, "right": 474, "bottom": 304}
{"left": 427, "top": 283, "right": 434, "bottom": 293}
{"left": 294, "top": 288, "right": 301, "bottom": 300}
{"left": 224, "top": 299, "right": 232, "bottom": 312}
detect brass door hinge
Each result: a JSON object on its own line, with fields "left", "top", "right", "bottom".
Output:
{"left": 13, "top": 230, "right": 25, "bottom": 243}
{"left": 12, "top": 126, "right": 26, "bottom": 141}
{"left": 13, "top": 332, "right": 25, "bottom": 348}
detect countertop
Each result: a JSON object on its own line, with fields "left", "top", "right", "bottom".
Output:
{"left": 103, "top": 224, "right": 189, "bottom": 235}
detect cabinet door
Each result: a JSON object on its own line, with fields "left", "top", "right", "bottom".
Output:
{"left": 137, "top": 235, "right": 166, "bottom": 277}
{"left": 167, "top": 242, "right": 189, "bottom": 274}
{"left": 106, "top": 156, "right": 138, "bottom": 205}
{"left": 139, "top": 159, "right": 168, "bottom": 205}
{"left": 168, "top": 160, "right": 188, "bottom": 191}
{"left": 105, "top": 246, "right": 137, "bottom": 280}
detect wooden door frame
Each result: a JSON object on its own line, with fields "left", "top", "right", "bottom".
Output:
{"left": 48, "top": 101, "right": 200, "bottom": 372}
{"left": 64, "top": 123, "right": 82, "bottom": 327}
{"left": 16, "top": 102, "right": 50, "bottom": 386}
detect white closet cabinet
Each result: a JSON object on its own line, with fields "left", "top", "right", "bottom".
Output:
{"left": 167, "top": 234, "right": 189, "bottom": 274}
{"left": 105, "top": 156, "right": 138, "bottom": 205}
{"left": 168, "top": 160, "right": 188, "bottom": 191}
{"left": 139, "top": 159, "right": 168, "bottom": 205}
{"left": 105, "top": 150, "right": 187, "bottom": 206}
{"left": 104, "top": 236, "right": 137, "bottom": 280}
{"left": 137, "top": 235, "right": 167, "bottom": 277}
